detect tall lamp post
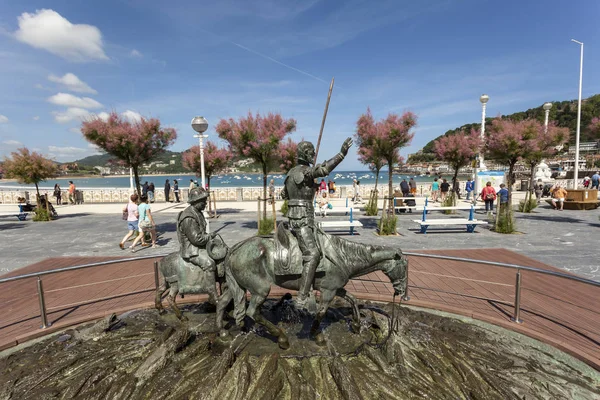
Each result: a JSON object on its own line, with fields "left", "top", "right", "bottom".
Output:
{"left": 543, "top": 102, "right": 552, "bottom": 132}
{"left": 473, "top": 94, "right": 489, "bottom": 203}
{"left": 571, "top": 39, "right": 583, "bottom": 189}
{"left": 191, "top": 116, "right": 209, "bottom": 190}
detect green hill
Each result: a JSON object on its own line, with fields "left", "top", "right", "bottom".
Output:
{"left": 412, "top": 94, "right": 600, "bottom": 161}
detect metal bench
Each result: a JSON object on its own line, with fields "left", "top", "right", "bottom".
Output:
{"left": 412, "top": 204, "right": 487, "bottom": 233}
{"left": 315, "top": 207, "right": 353, "bottom": 216}
{"left": 318, "top": 220, "right": 363, "bottom": 235}
{"left": 317, "top": 208, "right": 363, "bottom": 235}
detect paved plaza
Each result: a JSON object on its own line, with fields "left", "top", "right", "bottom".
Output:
{"left": 1, "top": 196, "right": 599, "bottom": 280}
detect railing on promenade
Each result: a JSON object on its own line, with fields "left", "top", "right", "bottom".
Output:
{"left": 0, "top": 252, "right": 598, "bottom": 330}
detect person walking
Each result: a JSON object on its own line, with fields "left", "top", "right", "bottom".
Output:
{"left": 551, "top": 186, "right": 568, "bottom": 211}
{"left": 189, "top": 179, "right": 195, "bottom": 190}
{"left": 480, "top": 181, "right": 497, "bottom": 214}
{"left": 431, "top": 178, "right": 440, "bottom": 202}
{"left": 68, "top": 181, "right": 76, "bottom": 204}
{"left": 53, "top": 184, "right": 62, "bottom": 206}
{"left": 173, "top": 180, "right": 180, "bottom": 202}
{"left": 534, "top": 180, "right": 544, "bottom": 204}
{"left": 268, "top": 179, "right": 275, "bottom": 204}
{"left": 119, "top": 193, "right": 148, "bottom": 249}
{"left": 409, "top": 177, "right": 417, "bottom": 195}
{"left": 465, "top": 178, "right": 474, "bottom": 200}
{"left": 148, "top": 182, "right": 155, "bottom": 203}
{"left": 319, "top": 179, "right": 327, "bottom": 197}
{"left": 497, "top": 183, "right": 509, "bottom": 212}
{"left": 142, "top": 181, "right": 149, "bottom": 196}
{"left": 591, "top": 172, "right": 600, "bottom": 190}
{"left": 400, "top": 179, "right": 410, "bottom": 197}
{"left": 440, "top": 179, "right": 450, "bottom": 202}
{"left": 164, "top": 179, "right": 171, "bottom": 202}
{"left": 130, "top": 194, "right": 157, "bottom": 251}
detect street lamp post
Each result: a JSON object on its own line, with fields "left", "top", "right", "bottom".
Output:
{"left": 571, "top": 39, "right": 584, "bottom": 189}
{"left": 543, "top": 102, "right": 552, "bottom": 133}
{"left": 473, "top": 94, "right": 489, "bottom": 203}
{"left": 191, "top": 116, "right": 209, "bottom": 190}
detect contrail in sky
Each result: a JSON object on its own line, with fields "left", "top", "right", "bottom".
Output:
{"left": 229, "top": 41, "right": 329, "bottom": 85}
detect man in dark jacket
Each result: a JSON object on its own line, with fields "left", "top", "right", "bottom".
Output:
{"left": 164, "top": 179, "right": 171, "bottom": 202}
{"left": 142, "top": 181, "right": 149, "bottom": 196}
{"left": 400, "top": 179, "right": 410, "bottom": 197}
{"left": 173, "top": 180, "right": 180, "bottom": 202}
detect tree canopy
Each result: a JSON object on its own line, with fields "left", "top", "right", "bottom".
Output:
{"left": 3, "top": 148, "right": 58, "bottom": 200}
{"left": 80, "top": 112, "right": 177, "bottom": 194}
{"left": 182, "top": 141, "right": 232, "bottom": 187}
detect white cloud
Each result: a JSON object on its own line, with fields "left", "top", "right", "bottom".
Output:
{"left": 52, "top": 107, "right": 91, "bottom": 123}
{"left": 33, "top": 116, "right": 40, "bottom": 121}
{"left": 130, "top": 49, "right": 143, "bottom": 58}
{"left": 69, "top": 127, "right": 80, "bottom": 133}
{"left": 48, "top": 145, "right": 89, "bottom": 154}
{"left": 13, "top": 9, "right": 108, "bottom": 62}
{"left": 48, "top": 73, "right": 97, "bottom": 94}
{"left": 3, "top": 140, "right": 22, "bottom": 146}
{"left": 48, "top": 92, "right": 103, "bottom": 109}
{"left": 97, "top": 111, "right": 110, "bottom": 121}
{"left": 0, "top": 115, "right": 8, "bottom": 123}
{"left": 121, "top": 110, "right": 142, "bottom": 122}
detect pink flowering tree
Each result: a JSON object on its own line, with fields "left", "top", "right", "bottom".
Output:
{"left": 80, "top": 112, "right": 177, "bottom": 196}
{"left": 277, "top": 137, "right": 298, "bottom": 174}
{"left": 433, "top": 129, "right": 483, "bottom": 204}
{"left": 216, "top": 112, "right": 296, "bottom": 218}
{"left": 522, "top": 122, "right": 569, "bottom": 207}
{"left": 182, "top": 141, "right": 232, "bottom": 189}
{"left": 485, "top": 118, "right": 540, "bottom": 222}
{"left": 3, "top": 148, "right": 58, "bottom": 212}
{"left": 356, "top": 108, "right": 417, "bottom": 212}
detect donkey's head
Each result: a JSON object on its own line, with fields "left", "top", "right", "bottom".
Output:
{"left": 384, "top": 250, "right": 408, "bottom": 297}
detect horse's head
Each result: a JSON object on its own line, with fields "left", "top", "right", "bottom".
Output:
{"left": 384, "top": 251, "right": 408, "bottom": 297}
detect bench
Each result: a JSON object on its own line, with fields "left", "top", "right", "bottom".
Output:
{"left": 0, "top": 211, "right": 29, "bottom": 221}
{"left": 412, "top": 204, "right": 487, "bottom": 233}
{"left": 318, "top": 220, "right": 363, "bottom": 235}
{"left": 317, "top": 208, "right": 363, "bottom": 235}
{"left": 314, "top": 207, "right": 353, "bottom": 216}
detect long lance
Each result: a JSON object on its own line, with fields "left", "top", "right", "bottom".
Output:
{"left": 313, "top": 77, "right": 335, "bottom": 164}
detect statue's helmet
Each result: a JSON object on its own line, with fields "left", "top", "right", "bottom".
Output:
{"left": 297, "top": 141, "right": 315, "bottom": 164}
{"left": 188, "top": 187, "right": 209, "bottom": 204}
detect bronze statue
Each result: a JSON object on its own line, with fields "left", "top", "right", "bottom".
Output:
{"left": 155, "top": 187, "right": 228, "bottom": 320}
{"left": 215, "top": 227, "right": 408, "bottom": 348}
{"left": 281, "top": 138, "right": 353, "bottom": 310}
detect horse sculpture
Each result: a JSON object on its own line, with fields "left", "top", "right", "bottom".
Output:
{"left": 216, "top": 226, "right": 408, "bottom": 349}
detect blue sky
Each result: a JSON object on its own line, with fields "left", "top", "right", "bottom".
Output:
{"left": 1, "top": 0, "right": 599, "bottom": 170}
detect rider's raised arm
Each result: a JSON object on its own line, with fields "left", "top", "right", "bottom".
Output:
{"left": 180, "top": 217, "right": 210, "bottom": 247}
{"left": 309, "top": 137, "right": 353, "bottom": 179}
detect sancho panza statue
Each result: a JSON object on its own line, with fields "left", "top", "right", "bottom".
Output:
{"left": 178, "top": 187, "right": 217, "bottom": 275}
{"left": 281, "top": 138, "right": 353, "bottom": 309}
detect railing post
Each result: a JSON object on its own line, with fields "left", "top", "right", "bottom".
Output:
{"left": 36, "top": 277, "right": 50, "bottom": 329}
{"left": 154, "top": 260, "right": 159, "bottom": 290}
{"left": 512, "top": 270, "right": 523, "bottom": 324}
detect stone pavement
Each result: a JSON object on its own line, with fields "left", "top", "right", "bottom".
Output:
{"left": 0, "top": 196, "right": 599, "bottom": 280}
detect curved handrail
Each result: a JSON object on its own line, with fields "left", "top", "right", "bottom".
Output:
{"left": 402, "top": 251, "right": 600, "bottom": 288}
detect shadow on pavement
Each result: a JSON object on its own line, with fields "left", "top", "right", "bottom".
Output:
{"left": 56, "top": 213, "right": 91, "bottom": 219}
{"left": 0, "top": 223, "right": 27, "bottom": 230}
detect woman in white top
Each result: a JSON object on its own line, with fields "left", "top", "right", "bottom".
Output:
{"left": 130, "top": 194, "right": 157, "bottom": 251}
{"left": 119, "top": 194, "right": 147, "bottom": 249}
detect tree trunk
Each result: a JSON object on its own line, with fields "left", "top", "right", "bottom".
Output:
{"left": 451, "top": 167, "right": 459, "bottom": 207}
{"left": 526, "top": 162, "right": 537, "bottom": 208}
{"left": 34, "top": 182, "right": 40, "bottom": 206}
{"left": 374, "top": 168, "right": 380, "bottom": 193}
{"left": 387, "top": 162, "right": 393, "bottom": 215}
{"left": 133, "top": 166, "right": 141, "bottom": 196}
{"left": 507, "top": 163, "right": 515, "bottom": 231}
{"left": 262, "top": 163, "right": 268, "bottom": 220}
{"left": 207, "top": 176, "right": 212, "bottom": 216}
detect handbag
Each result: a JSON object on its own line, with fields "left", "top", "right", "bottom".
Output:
{"left": 122, "top": 206, "right": 128, "bottom": 220}
{"left": 139, "top": 219, "right": 152, "bottom": 229}
{"left": 485, "top": 193, "right": 495, "bottom": 200}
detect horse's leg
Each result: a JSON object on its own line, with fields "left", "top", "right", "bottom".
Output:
{"left": 155, "top": 280, "right": 170, "bottom": 315}
{"left": 247, "top": 294, "right": 290, "bottom": 350}
{"left": 336, "top": 289, "right": 361, "bottom": 333}
{"left": 310, "top": 289, "right": 336, "bottom": 346}
{"left": 167, "top": 282, "right": 187, "bottom": 322}
{"left": 216, "top": 283, "right": 233, "bottom": 338}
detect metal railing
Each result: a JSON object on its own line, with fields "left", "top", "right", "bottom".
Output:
{"left": 0, "top": 254, "right": 169, "bottom": 329}
{"left": 1, "top": 252, "right": 599, "bottom": 330}
{"left": 402, "top": 251, "right": 600, "bottom": 323}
